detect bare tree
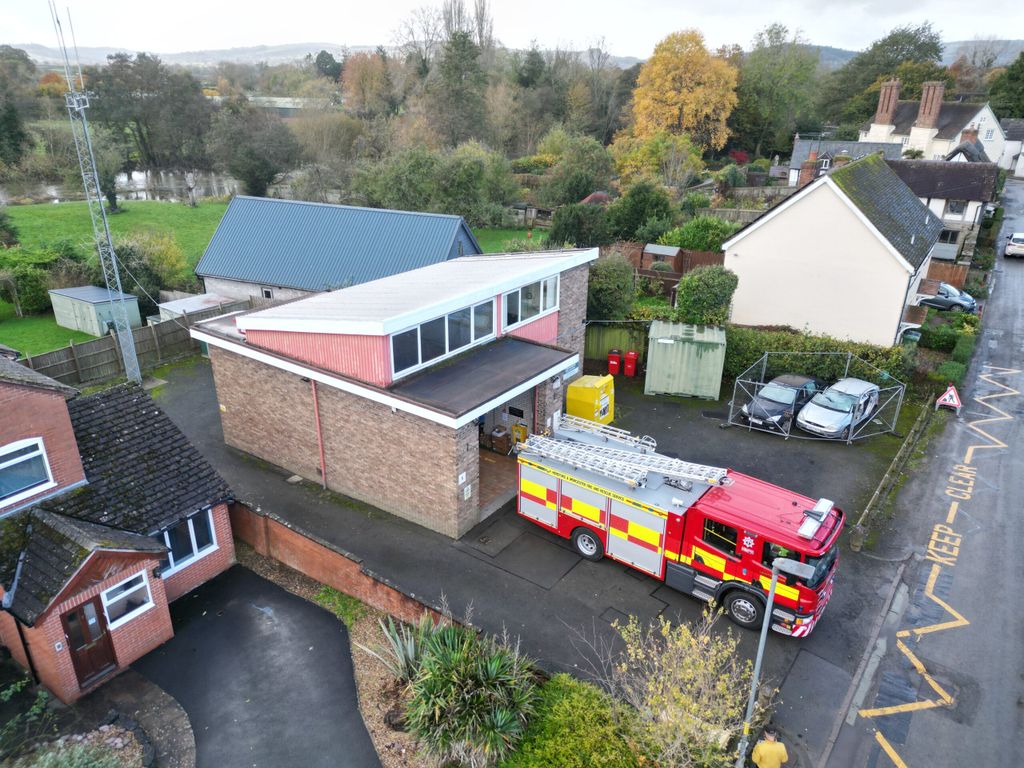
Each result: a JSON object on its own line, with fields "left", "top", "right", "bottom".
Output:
{"left": 441, "top": 0, "right": 470, "bottom": 38}
{"left": 394, "top": 6, "right": 444, "bottom": 75}
{"left": 472, "top": 0, "right": 495, "bottom": 53}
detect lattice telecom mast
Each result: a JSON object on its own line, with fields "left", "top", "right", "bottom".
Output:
{"left": 49, "top": 2, "right": 141, "bottom": 383}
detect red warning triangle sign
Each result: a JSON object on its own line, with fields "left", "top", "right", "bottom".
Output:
{"left": 936, "top": 385, "right": 962, "bottom": 409}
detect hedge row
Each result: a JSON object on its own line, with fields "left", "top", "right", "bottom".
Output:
{"left": 724, "top": 326, "right": 907, "bottom": 381}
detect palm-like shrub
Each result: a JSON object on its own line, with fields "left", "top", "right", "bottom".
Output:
{"left": 405, "top": 626, "right": 539, "bottom": 767}
{"left": 356, "top": 614, "right": 442, "bottom": 683}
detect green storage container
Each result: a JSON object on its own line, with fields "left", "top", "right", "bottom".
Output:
{"left": 643, "top": 321, "right": 726, "bottom": 399}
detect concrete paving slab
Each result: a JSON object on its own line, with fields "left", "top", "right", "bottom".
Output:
{"left": 775, "top": 650, "right": 852, "bottom": 763}
{"left": 460, "top": 512, "right": 528, "bottom": 557}
{"left": 490, "top": 532, "right": 581, "bottom": 588}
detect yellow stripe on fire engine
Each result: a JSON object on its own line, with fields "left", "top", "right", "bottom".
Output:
{"left": 627, "top": 520, "right": 661, "bottom": 548}
{"left": 692, "top": 546, "right": 726, "bottom": 574}
{"left": 519, "top": 458, "right": 668, "bottom": 517}
{"left": 759, "top": 575, "right": 801, "bottom": 602}
{"left": 520, "top": 477, "right": 557, "bottom": 510}
{"left": 566, "top": 498, "right": 602, "bottom": 524}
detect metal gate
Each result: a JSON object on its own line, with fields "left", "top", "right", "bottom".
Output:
{"left": 607, "top": 499, "right": 666, "bottom": 577}
{"left": 518, "top": 464, "right": 559, "bottom": 527}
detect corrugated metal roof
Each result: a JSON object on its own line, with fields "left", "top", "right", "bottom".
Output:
{"left": 48, "top": 286, "right": 138, "bottom": 304}
{"left": 195, "top": 197, "right": 483, "bottom": 291}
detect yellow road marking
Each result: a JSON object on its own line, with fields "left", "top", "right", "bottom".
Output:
{"left": 963, "top": 367, "right": 1020, "bottom": 464}
{"left": 945, "top": 500, "right": 958, "bottom": 525}
{"left": 875, "top": 732, "right": 909, "bottom": 768}
{"left": 896, "top": 564, "right": 969, "bottom": 639}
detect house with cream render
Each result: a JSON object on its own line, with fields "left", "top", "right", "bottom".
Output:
{"left": 860, "top": 80, "right": 1007, "bottom": 168}
{"left": 722, "top": 154, "right": 943, "bottom": 347}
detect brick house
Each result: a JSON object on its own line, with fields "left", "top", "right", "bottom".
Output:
{"left": 0, "top": 360, "right": 234, "bottom": 703}
{"left": 192, "top": 249, "right": 597, "bottom": 538}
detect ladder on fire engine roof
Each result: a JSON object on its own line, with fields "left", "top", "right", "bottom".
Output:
{"left": 519, "top": 435, "right": 729, "bottom": 490}
{"left": 554, "top": 414, "right": 658, "bottom": 451}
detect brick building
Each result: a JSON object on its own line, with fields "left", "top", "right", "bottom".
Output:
{"left": 0, "top": 360, "right": 234, "bottom": 703}
{"left": 193, "top": 249, "right": 596, "bottom": 538}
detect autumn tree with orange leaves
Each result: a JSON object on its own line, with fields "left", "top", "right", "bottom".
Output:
{"left": 631, "top": 30, "right": 738, "bottom": 152}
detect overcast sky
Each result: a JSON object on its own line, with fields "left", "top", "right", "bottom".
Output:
{"left": 3, "top": 0, "right": 1017, "bottom": 57}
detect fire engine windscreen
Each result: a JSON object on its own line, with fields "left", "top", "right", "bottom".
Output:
{"left": 804, "top": 544, "right": 838, "bottom": 589}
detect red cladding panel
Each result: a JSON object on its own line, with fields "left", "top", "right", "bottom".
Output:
{"left": 245, "top": 330, "right": 392, "bottom": 386}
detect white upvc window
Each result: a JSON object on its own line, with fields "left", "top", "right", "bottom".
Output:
{"left": 503, "top": 275, "right": 559, "bottom": 333}
{"left": 390, "top": 299, "right": 496, "bottom": 379}
{"left": 984, "top": 129, "right": 994, "bottom": 140}
{"left": 0, "top": 438, "right": 56, "bottom": 510}
{"left": 820, "top": 158, "right": 831, "bottom": 170}
{"left": 901, "top": 136, "right": 910, "bottom": 145}
{"left": 154, "top": 509, "right": 219, "bottom": 576}
{"left": 101, "top": 571, "right": 154, "bottom": 629}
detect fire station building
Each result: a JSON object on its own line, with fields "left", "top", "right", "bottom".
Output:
{"left": 192, "top": 249, "right": 596, "bottom": 538}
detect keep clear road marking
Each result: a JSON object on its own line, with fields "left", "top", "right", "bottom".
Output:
{"left": 857, "top": 366, "right": 1020, "bottom": 766}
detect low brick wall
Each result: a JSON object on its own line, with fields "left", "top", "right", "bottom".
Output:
{"left": 229, "top": 502, "right": 445, "bottom": 624}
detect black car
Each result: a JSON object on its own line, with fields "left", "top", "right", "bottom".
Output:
{"left": 741, "top": 374, "right": 827, "bottom": 430}
{"left": 919, "top": 282, "right": 977, "bottom": 312}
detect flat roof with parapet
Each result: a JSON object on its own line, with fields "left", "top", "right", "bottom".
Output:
{"left": 48, "top": 286, "right": 138, "bottom": 304}
{"left": 158, "top": 293, "right": 234, "bottom": 315}
{"left": 235, "top": 249, "right": 598, "bottom": 336}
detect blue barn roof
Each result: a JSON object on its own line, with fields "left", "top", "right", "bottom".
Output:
{"left": 195, "top": 197, "right": 483, "bottom": 292}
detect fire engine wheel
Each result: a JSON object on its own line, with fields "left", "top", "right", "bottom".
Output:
{"left": 571, "top": 528, "right": 604, "bottom": 561}
{"left": 723, "top": 591, "right": 765, "bottom": 630}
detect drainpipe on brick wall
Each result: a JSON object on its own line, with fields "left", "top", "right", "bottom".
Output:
{"left": 310, "top": 380, "right": 327, "bottom": 490}
{"left": 3, "top": 543, "right": 40, "bottom": 685}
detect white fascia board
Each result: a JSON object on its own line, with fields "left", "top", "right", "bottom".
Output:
{"left": 236, "top": 248, "right": 599, "bottom": 337}
{"left": 822, "top": 176, "right": 916, "bottom": 274}
{"left": 720, "top": 180, "right": 827, "bottom": 250}
{"left": 192, "top": 327, "right": 579, "bottom": 429}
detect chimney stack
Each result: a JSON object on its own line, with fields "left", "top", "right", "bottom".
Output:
{"left": 874, "top": 80, "right": 900, "bottom": 125}
{"left": 960, "top": 126, "right": 979, "bottom": 144}
{"left": 832, "top": 152, "right": 852, "bottom": 169}
{"left": 915, "top": 81, "right": 945, "bottom": 129}
{"left": 798, "top": 150, "right": 818, "bottom": 188}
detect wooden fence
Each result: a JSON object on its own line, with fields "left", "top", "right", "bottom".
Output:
{"left": 584, "top": 322, "right": 651, "bottom": 364}
{"left": 19, "top": 299, "right": 252, "bottom": 386}
{"left": 927, "top": 260, "right": 969, "bottom": 289}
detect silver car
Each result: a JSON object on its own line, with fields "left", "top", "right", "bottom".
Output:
{"left": 796, "top": 378, "right": 880, "bottom": 439}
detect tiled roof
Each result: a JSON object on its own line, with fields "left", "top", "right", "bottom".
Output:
{"left": 195, "top": 197, "right": 484, "bottom": 292}
{"left": 789, "top": 139, "right": 902, "bottom": 170}
{"left": 886, "top": 160, "right": 999, "bottom": 202}
{"left": 1, "top": 510, "right": 164, "bottom": 625}
{"left": 1002, "top": 118, "right": 1024, "bottom": 142}
{"left": 944, "top": 139, "right": 991, "bottom": 162}
{"left": 39, "top": 384, "right": 232, "bottom": 535}
{"left": 0, "top": 356, "right": 78, "bottom": 398}
{"left": 865, "top": 101, "right": 982, "bottom": 139}
{"left": 829, "top": 154, "right": 944, "bottom": 271}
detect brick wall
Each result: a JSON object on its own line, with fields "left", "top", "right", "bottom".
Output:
{"left": 161, "top": 504, "right": 236, "bottom": 602}
{"left": 18, "top": 554, "right": 172, "bottom": 704}
{"left": 210, "top": 348, "right": 473, "bottom": 538}
{"left": 556, "top": 264, "right": 588, "bottom": 370}
{"left": 0, "top": 384, "right": 85, "bottom": 514}
{"left": 230, "top": 503, "right": 446, "bottom": 624}
{"left": 0, "top": 594, "right": 30, "bottom": 670}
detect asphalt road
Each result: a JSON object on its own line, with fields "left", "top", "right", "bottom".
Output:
{"left": 825, "top": 178, "right": 1024, "bottom": 767}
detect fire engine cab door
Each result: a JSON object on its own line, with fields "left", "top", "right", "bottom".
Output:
{"left": 519, "top": 464, "right": 559, "bottom": 528}
{"left": 607, "top": 499, "right": 666, "bottom": 577}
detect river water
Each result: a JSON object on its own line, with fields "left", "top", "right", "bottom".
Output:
{"left": 0, "top": 170, "right": 241, "bottom": 205}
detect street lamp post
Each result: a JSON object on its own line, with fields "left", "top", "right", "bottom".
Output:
{"left": 734, "top": 557, "right": 817, "bottom": 768}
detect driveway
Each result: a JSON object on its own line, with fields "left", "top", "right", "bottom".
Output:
{"left": 133, "top": 566, "right": 380, "bottom": 768}
{"left": 153, "top": 357, "right": 903, "bottom": 765}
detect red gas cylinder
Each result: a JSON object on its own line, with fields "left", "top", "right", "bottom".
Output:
{"left": 608, "top": 349, "right": 622, "bottom": 376}
{"left": 623, "top": 350, "right": 639, "bottom": 377}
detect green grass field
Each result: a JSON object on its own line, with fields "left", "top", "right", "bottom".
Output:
{"left": 6, "top": 200, "right": 229, "bottom": 268}
{"left": 0, "top": 300, "right": 98, "bottom": 357}
{"left": 473, "top": 227, "right": 548, "bottom": 253}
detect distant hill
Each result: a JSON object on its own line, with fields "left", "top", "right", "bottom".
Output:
{"left": 942, "top": 39, "right": 1023, "bottom": 66}
{"left": 15, "top": 38, "right": 1023, "bottom": 72}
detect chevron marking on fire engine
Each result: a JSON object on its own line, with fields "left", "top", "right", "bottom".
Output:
{"left": 896, "top": 563, "right": 969, "bottom": 639}
{"left": 859, "top": 365, "right": 1019, "bottom": 766}
{"left": 962, "top": 366, "right": 1020, "bottom": 463}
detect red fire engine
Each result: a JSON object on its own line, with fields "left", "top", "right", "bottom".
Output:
{"left": 516, "top": 416, "right": 843, "bottom": 636}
